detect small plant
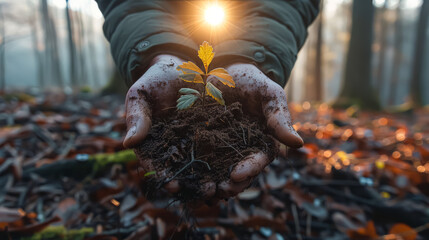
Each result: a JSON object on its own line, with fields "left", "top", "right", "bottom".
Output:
{"left": 176, "top": 41, "right": 235, "bottom": 110}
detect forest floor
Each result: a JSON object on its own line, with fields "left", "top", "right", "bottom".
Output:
{"left": 0, "top": 91, "right": 428, "bottom": 240}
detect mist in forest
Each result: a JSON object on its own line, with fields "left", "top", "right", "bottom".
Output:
{"left": 0, "top": 0, "right": 114, "bottom": 91}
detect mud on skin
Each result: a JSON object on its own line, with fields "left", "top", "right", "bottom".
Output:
{"left": 135, "top": 102, "right": 276, "bottom": 202}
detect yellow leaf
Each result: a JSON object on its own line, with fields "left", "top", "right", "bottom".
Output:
{"left": 381, "top": 192, "right": 390, "bottom": 199}
{"left": 198, "top": 41, "right": 214, "bottom": 73}
{"left": 179, "top": 73, "right": 204, "bottom": 84}
{"left": 208, "top": 68, "right": 235, "bottom": 88}
{"left": 206, "top": 82, "right": 224, "bottom": 105}
{"left": 208, "top": 67, "right": 228, "bottom": 75}
{"left": 375, "top": 160, "right": 385, "bottom": 169}
{"left": 336, "top": 151, "right": 348, "bottom": 161}
{"left": 176, "top": 61, "right": 204, "bottom": 75}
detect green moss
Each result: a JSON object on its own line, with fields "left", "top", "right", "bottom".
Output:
{"left": 92, "top": 149, "right": 137, "bottom": 175}
{"left": 20, "top": 226, "right": 93, "bottom": 240}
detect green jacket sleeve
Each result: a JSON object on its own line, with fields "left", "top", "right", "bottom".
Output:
{"left": 211, "top": 0, "right": 320, "bottom": 87}
{"left": 95, "top": 0, "right": 199, "bottom": 87}
{"left": 96, "top": 0, "right": 319, "bottom": 88}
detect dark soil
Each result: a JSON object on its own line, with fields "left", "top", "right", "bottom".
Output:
{"left": 135, "top": 101, "right": 276, "bottom": 201}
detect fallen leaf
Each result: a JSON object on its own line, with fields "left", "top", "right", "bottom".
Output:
{"left": 388, "top": 223, "right": 417, "bottom": 240}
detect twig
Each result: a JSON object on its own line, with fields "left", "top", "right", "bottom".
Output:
{"left": 23, "top": 147, "right": 53, "bottom": 167}
{"left": 169, "top": 207, "right": 186, "bottom": 240}
{"left": 57, "top": 133, "right": 76, "bottom": 159}
{"left": 248, "top": 128, "right": 268, "bottom": 149}
{"left": 226, "top": 119, "right": 242, "bottom": 140}
{"left": 306, "top": 214, "right": 312, "bottom": 236}
{"left": 300, "top": 179, "right": 366, "bottom": 187}
{"left": 164, "top": 143, "right": 211, "bottom": 183}
{"left": 32, "top": 124, "right": 57, "bottom": 150}
{"left": 291, "top": 204, "right": 303, "bottom": 240}
{"left": 215, "top": 135, "right": 244, "bottom": 157}
{"left": 240, "top": 124, "right": 247, "bottom": 145}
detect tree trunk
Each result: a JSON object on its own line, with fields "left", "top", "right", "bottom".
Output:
{"left": 410, "top": 0, "right": 429, "bottom": 107}
{"left": 41, "top": 0, "right": 64, "bottom": 88}
{"left": 65, "top": 0, "right": 78, "bottom": 88}
{"left": 314, "top": 0, "right": 324, "bottom": 102}
{"left": 286, "top": 71, "right": 294, "bottom": 103}
{"left": 29, "top": 1, "right": 44, "bottom": 89}
{"left": 388, "top": 0, "right": 403, "bottom": 106}
{"left": 375, "top": 0, "right": 389, "bottom": 93}
{"left": 0, "top": 6, "right": 5, "bottom": 92}
{"left": 86, "top": 13, "right": 100, "bottom": 88}
{"left": 334, "top": 0, "right": 380, "bottom": 110}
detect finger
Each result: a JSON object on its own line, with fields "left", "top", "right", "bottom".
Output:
{"left": 123, "top": 87, "right": 152, "bottom": 148}
{"left": 230, "top": 152, "right": 271, "bottom": 183}
{"left": 263, "top": 91, "right": 303, "bottom": 148}
{"left": 217, "top": 178, "right": 253, "bottom": 198}
{"left": 201, "top": 182, "right": 216, "bottom": 199}
{"left": 164, "top": 180, "right": 180, "bottom": 194}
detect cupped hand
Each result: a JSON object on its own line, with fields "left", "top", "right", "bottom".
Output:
{"left": 208, "top": 63, "right": 303, "bottom": 200}
{"left": 123, "top": 55, "right": 303, "bottom": 200}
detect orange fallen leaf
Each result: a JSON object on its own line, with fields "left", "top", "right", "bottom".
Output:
{"left": 388, "top": 223, "right": 417, "bottom": 240}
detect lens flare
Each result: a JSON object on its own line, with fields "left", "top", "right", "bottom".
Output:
{"left": 204, "top": 5, "right": 225, "bottom": 26}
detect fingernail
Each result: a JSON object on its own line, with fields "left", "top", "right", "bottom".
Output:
{"left": 125, "top": 125, "right": 137, "bottom": 142}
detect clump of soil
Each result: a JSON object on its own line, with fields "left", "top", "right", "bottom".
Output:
{"left": 135, "top": 102, "right": 276, "bottom": 201}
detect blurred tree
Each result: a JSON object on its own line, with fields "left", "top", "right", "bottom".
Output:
{"left": 65, "top": 0, "right": 78, "bottom": 87}
{"left": 314, "top": 0, "right": 324, "bottom": 102}
{"left": 41, "top": 0, "right": 64, "bottom": 88}
{"left": 101, "top": 68, "right": 127, "bottom": 96}
{"left": 375, "top": 0, "right": 389, "bottom": 92}
{"left": 287, "top": 71, "right": 294, "bottom": 102}
{"left": 86, "top": 13, "right": 100, "bottom": 88}
{"left": 410, "top": 0, "right": 428, "bottom": 107}
{"left": 334, "top": 0, "right": 380, "bottom": 110}
{"left": 76, "top": 9, "right": 88, "bottom": 87}
{"left": 0, "top": 4, "right": 5, "bottom": 91}
{"left": 28, "top": 0, "right": 45, "bottom": 88}
{"left": 388, "top": 0, "right": 403, "bottom": 106}
{"left": 304, "top": 0, "right": 324, "bottom": 102}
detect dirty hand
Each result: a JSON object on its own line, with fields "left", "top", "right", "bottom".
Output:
{"left": 123, "top": 54, "right": 303, "bottom": 200}
{"left": 208, "top": 63, "right": 303, "bottom": 199}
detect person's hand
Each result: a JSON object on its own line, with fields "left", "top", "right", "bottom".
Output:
{"left": 123, "top": 54, "right": 187, "bottom": 194}
{"left": 207, "top": 63, "right": 303, "bottom": 200}
{"left": 123, "top": 55, "right": 303, "bottom": 200}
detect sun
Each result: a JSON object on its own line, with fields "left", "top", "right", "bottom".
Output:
{"left": 204, "top": 4, "right": 225, "bottom": 26}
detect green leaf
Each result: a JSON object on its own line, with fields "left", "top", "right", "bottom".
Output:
{"left": 179, "top": 88, "right": 200, "bottom": 95}
{"left": 144, "top": 171, "right": 156, "bottom": 177}
{"left": 177, "top": 94, "right": 199, "bottom": 110}
{"left": 178, "top": 73, "right": 204, "bottom": 84}
{"left": 206, "top": 82, "right": 224, "bottom": 105}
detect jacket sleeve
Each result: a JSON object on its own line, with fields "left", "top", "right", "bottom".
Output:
{"left": 211, "top": 0, "right": 320, "bottom": 87}
{"left": 95, "top": 0, "right": 199, "bottom": 87}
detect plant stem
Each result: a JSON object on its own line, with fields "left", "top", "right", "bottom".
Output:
{"left": 202, "top": 74, "right": 207, "bottom": 107}
{"left": 164, "top": 143, "right": 211, "bottom": 184}
{"left": 215, "top": 135, "right": 244, "bottom": 157}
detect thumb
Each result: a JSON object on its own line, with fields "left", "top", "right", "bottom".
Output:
{"left": 123, "top": 88, "right": 152, "bottom": 148}
{"left": 264, "top": 98, "right": 303, "bottom": 148}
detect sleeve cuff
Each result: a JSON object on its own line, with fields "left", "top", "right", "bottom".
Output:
{"left": 121, "top": 32, "right": 198, "bottom": 87}
{"left": 212, "top": 40, "right": 296, "bottom": 87}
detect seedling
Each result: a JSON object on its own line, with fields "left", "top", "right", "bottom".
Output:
{"left": 176, "top": 41, "right": 235, "bottom": 110}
